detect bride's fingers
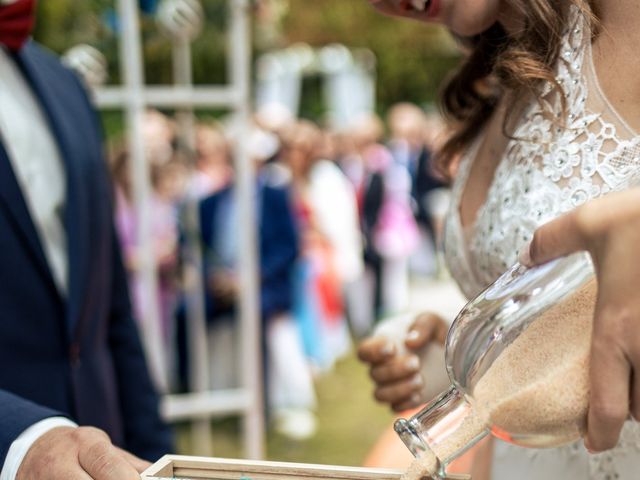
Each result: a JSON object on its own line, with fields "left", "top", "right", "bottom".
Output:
{"left": 586, "top": 305, "right": 631, "bottom": 452}
{"left": 525, "top": 189, "right": 640, "bottom": 267}
{"left": 627, "top": 330, "right": 640, "bottom": 421}
{"left": 522, "top": 209, "right": 589, "bottom": 267}
{"left": 631, "top": 369, "right": 640, "bottom": 422}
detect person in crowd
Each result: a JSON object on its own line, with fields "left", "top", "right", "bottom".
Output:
{"left": 285, "top": 121, "right": 358, "bottom": 369}
{"left": 387, "top": 104, "right": 444, "bottom": 241}
{"left": 142, "top": 109, "right": 176, "bottom": 168}
{"left": 255, "top": 102, "right": 295, "bottom": 138}
{"left": 334, "top": 129, "right": 367, "bottom": 190}
{"left": 360, "top": 0, "right": 640, "bottom": 478}
{"left": 315, "top": 130, "right": 371, "bottom": 339}
{"left": 387, "top": 104, "right": 447, "bottom": 276}
{"left": 112, "top": 150, "right": 185, "bottom": 356}
{"left": 150, "top": 158, "right": 188, "bottom": 387}
{"left": 352, "top": 113, "right": 419, "bottom": 319}
{"left": 198, "top": 125, "right": 317, "bottom": 439}
{"left": 0, "top": 1, "right": 173, "bottom": 479}
{"left": 189, "top": 122, "right": 234, "bottom": 200}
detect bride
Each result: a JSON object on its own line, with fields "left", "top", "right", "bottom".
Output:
{"left": 358, "top": 0, "right": 640, "bottom": 478}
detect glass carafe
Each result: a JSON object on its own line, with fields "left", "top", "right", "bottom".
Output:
{"left": 395, "top": 252, "right": 596, "bottom": 479}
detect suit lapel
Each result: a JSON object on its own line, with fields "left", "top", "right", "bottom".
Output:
{"left": 0, "top": 143, "right": 57, "bottom": 288}
{"left": 15, "top": 44, "right": 90, "bottom": 337}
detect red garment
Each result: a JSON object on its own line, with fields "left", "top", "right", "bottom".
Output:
{"left": 293, "top": 193, "right": 344, "bottom": 325}
{"left": 0, "top": 0, "right": 36, "bottom": 52}
{"left": 313, "top": 242, "right": 343, "bottom": 325}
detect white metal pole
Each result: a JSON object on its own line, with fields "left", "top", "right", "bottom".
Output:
{"left": 229, "top": 0, "right": 265, "bottom": 460}
{"left": 172, "top": 35, "right": 214, "bottom": 455}
{"left": 117, "top": 0, "right": 168, "bottom": 392}
{"left": 173, "top": 39, "right": 196, "bottom": 145}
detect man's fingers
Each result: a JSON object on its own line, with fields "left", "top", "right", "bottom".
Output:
{"left": 21, "top": 464, "right": 93, "bottom": 480}
{"left": 357, "top": 336, "right": 395, "bottom": 364}
{"left": 586, "top": 308, "right": 631, "bottom": 452}
{"left": 374, "top": 374, "right": 423, "bottom": 404}
{"left": 51, "top": 469, "right": 93, "bottom": 480}
{"left": 369, "top": 354, "right": 420, "bottom": 384}
{"left": 405, "top": 313, "right": 447, "bottom": 350}
{"left": 525, "top": 209, "right": 590, "bottom": 266}
{"left": 77, "top": 430, "right": 140, "bottom": 480}
{"left": 16, "top": 427, "right": 142, "bottom": 480}
{"left": 115, "top": 447, "right": 152, "bottom": 473}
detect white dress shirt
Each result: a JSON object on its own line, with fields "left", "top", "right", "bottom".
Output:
{"left": 0, "top": 47, "right": 77, "bottom": 479}
{"left": 0, "top": 46, "right": 68, "bottom": 293}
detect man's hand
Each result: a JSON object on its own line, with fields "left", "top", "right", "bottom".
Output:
{"left": 522, "top": 188, "right": 640, "bottom": 453}
{"left": 357, "top": 312, "right": 448, "bottom": 412}
{"left": 208, "top": 271, "right": 238, "bottom": 303}
{"left": 16, "top": 427, "right": 150, "bottom": 480}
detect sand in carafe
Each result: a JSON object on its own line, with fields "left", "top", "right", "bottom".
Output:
{"left": 402, "top": 280, "right": 596, "bottom": 480}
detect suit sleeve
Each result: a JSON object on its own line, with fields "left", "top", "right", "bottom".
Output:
{"left": 64, "top": 64, "right": 174, "bottom": 460}
{"left": 64, "top": 70, "right": 174, "bottom": 460}
{"left": 0, "top": 391, "right": 65, "bottom": 467}
{"left": 260, "top": 188, "right": 299, "bottom": 285}
{"left": 107, "top": 228, "right": 175, "bottom": 461}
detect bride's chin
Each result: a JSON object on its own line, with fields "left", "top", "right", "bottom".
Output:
{"left": 435, "top": 0, "right": 502, "bottom": 36}
{"left": 446, "top": 15, "right": 499, "bottom": 36}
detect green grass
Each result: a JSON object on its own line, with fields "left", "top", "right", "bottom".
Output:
{"left": 176, "top": 353, "right": 396, "bottom": 466}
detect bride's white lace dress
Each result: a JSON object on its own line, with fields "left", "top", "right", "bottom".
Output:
{"left": 443, "top": 6, "right": 640, "bottom": 479}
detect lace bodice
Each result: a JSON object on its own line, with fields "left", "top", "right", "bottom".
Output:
{"left": 443, "top": 7, "right": 640, "bottom": 479}
{"left": 445, "top": 7, "right": 640, "bottom": 300}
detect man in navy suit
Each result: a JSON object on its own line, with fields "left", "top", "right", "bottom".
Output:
{"left": 195, "top": 132, "right": 314, "bottom": 432}
{"left": 199, "top": 171, "right": 299, "bottom": 324}
{"left": 0, "top": 1, "right": 173, "bottom": 479}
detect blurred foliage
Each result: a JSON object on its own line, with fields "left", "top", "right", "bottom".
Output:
{"left": 34, "top": 0, "right": 228, "bottom": 85}
{"left": 283, "top": 0, "right": 461, "bottom": 111}
{"left": 33, "top": 0, "right": 461, "bottom": 119}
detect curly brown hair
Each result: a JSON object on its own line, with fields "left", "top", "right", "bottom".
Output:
{"left": 438, "top": 0, "right": 598, "bottom": 177}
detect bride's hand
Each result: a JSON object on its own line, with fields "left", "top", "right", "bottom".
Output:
{"left": 521, "top": 187, "right": 640, "bottom": 453}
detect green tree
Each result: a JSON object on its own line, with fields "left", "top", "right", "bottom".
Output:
{"left": 282, "top": 0, "right": 461, "bottom": 111}
{"left": 33, "top": 1, "right": 462, "bottom": 119}
{"left": 33, "top": 0, "right": 229, "bottom": 86}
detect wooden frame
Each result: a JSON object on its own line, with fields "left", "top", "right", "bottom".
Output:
{"left": 142, "top": 455, "right": 470, "bottom": 480}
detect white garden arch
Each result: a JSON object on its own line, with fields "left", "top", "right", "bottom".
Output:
{"left": 92, "top": 0, "right": 264, "bottom": 459}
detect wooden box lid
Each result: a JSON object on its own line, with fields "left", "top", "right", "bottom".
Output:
{"left": 142, "top": 455, "right": 469, "bottom": 480}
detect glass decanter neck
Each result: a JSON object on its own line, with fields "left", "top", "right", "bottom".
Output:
{"left": 395, "top": 386, "right": 490, "bottom": 479}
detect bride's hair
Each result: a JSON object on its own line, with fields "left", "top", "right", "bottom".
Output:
{"left": 437, "top": 0, "right": 597, "bottom": 177}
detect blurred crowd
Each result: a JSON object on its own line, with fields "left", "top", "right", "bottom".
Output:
{"left": 108, "top": 103, "right": 449, "bottom": 440}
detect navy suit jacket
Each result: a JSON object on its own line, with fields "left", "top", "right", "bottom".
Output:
{"left": 199, "top": 181, "right": 299, "bottom": 321}
{"left": 0, "top": 43, "right": 173, "bottom": 464}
